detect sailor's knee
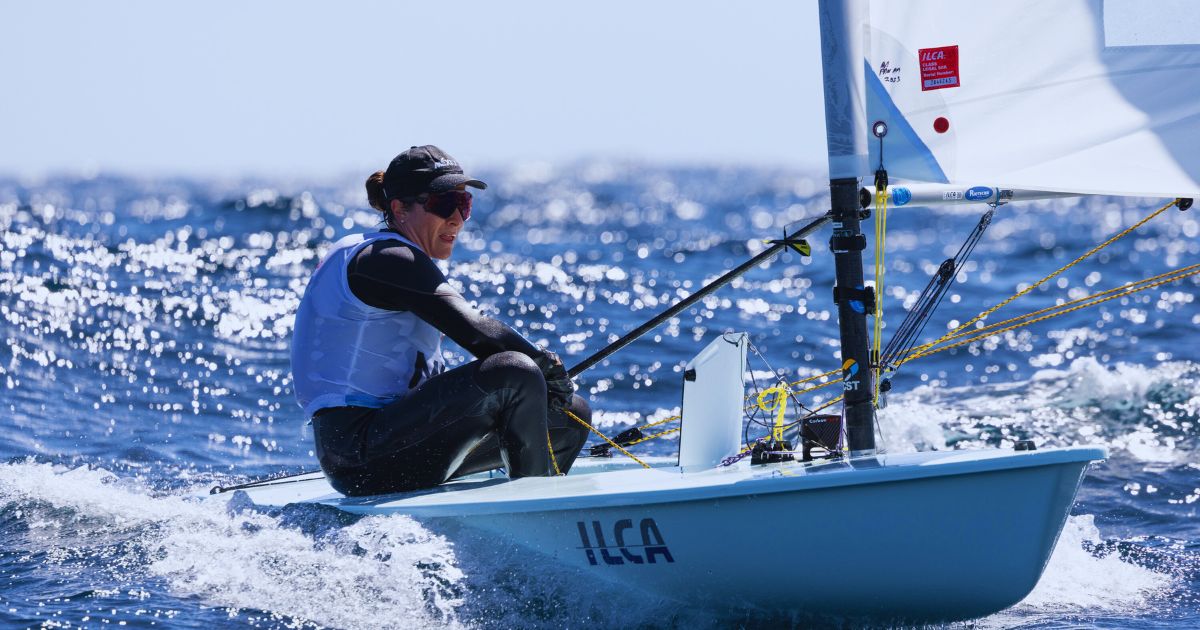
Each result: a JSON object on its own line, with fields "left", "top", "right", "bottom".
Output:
{"left": 563, "top": 394, "right": 592, "bottom": 439}
{"left": 477, "top": 351, "right": 544, "bottom": 392}
{"left": 565, "top": 394, "right": 591, "bottom": 421}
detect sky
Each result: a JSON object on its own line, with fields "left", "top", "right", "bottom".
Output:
{"left": 1, "top": 1, "right": 828, "bottom": 178}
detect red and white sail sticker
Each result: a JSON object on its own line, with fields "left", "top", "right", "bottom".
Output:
{"left": 919, "top": 45, "right": 960, "bottom": 91}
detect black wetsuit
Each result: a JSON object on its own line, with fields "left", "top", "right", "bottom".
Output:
{"left": 310, "top": 235, "right": 590, "bottom": 496}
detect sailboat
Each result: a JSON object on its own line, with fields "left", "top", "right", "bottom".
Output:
{"left": 221, "top": 0, "right": 1198, "bottom": 621}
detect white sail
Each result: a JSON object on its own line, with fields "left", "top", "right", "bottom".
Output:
{"left": 864, "top": 0, "right": 1200, "bottom": 198}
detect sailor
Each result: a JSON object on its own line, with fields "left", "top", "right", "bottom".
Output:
{"left": 291, "top": 145, "right": 591, "bottom": 496}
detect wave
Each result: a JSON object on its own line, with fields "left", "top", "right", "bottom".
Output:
{"left": 880, "top": 356, "right": 1200, "bottom": 462}
{"left": 0, "top": 459, "right": 464, "bottom": 629}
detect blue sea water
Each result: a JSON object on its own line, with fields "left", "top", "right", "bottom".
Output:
{"left": 1, "top": 163, "right": 1198, "bottom": 629}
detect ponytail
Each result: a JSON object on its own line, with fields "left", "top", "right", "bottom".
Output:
{"left": 365, "top": 170, "right": 388, "bottom": 212}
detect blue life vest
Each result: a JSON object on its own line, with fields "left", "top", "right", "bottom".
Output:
{"left": 291, "top": 232, "right": 445, "bottom": 417}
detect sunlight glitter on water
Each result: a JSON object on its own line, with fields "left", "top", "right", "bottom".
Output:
{"left": 1, "top": 167, "right": 1198, "bottom": 627}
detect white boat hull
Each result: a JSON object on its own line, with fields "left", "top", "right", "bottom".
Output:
{"left": 230, "top": 446, "right": 1103, "bottom": 622}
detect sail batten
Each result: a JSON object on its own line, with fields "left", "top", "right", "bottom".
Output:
{"left": 864, "top": 0, "right": 1200, "bottom": 199}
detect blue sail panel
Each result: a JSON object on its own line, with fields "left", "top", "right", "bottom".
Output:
{"left": 865, "top": 59, "right": 949, "bottom": 184}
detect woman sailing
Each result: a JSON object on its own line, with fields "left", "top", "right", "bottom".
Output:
{"left": 291, "top": 145, "right": 590, "bottom": 496}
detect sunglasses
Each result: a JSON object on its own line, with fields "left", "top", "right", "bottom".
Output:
{"left": 412, "top": 190, "right": 472, "bottom": 221}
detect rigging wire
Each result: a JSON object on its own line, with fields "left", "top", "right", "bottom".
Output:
{"left": 735, "top": 262, "right": 1200, "bottom": 442}
{"left": 880, "top": 207, "right": 994, "bottom": 371}
{"left": 742, "top": 338, "right": 787, "bottom": 449}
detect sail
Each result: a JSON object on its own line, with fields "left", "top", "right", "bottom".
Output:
{"left": 864, "top": 0, "right": 1200, "bottom": 198}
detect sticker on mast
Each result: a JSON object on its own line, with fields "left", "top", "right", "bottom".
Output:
{"left": 919, "top": 45, "right": 960, "bottom": 91}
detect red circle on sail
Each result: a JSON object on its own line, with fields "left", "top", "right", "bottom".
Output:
{"left": 933, "top": 117, "right": 950, "bottom": 133}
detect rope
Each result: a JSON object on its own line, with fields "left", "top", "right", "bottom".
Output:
{"left": 732, "top": 390, "right": 846, "bottom": 459}
{"left": 757, "top": 385, "right": 791, "bottom": 441}
{"left": 906, "top": 263, "right": 1200, "bottom": 361}
{"left": 909, "top": 198, "right": 1176, "bottom": 359}
{"left": 908, "top": 262, "right": 1200, "bottom": 358}
{"left": 795, "top": 378, "right": 839, "bottom": 398}
{"left": 809, "top": 394, "right": 843, "bottom": 415}
{"left": 788, "top": 368, "right": 840, "bottom": 391}
{"left": 547, "top": 430, "right": 563, "bottom": 476}
{"left": 565, "top": 409, "right": 652, "bottom": 469}
{"left": 735, "top": 368, "right": 838, "bottom": 415}
{"left": 872, "top": 181, "right": 889, "bottom": 404}
{"left": 623, "top": 426, "right": 681, "bottom": 447}
{"left": 641, "top": 414, "right": 681, "bottom": 429}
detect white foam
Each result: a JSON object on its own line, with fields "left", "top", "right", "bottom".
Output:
{"left": 983, "top": 514, "right": 1172, "bottom": 624}
{"left": 891, "top": 356, "right": 1198, "bottom": 462}
{"left": 874, "top": 396, "right": 953, "bottom": 453}
{"left": 0, "top": 460, "right": 465, "bottom": 629}
{"left": 1031, "top": 356, "right": 1160, "bottom": 408}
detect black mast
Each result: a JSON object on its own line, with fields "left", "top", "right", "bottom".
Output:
{"left": 829, "top": 178, "right": 875, "bottom": 453}
{"left": 819, "top": 0, "right": 875, "bottom": 454}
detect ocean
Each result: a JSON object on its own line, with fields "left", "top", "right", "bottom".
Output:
{"left": 1, "top": 163, "right": 1197, "bottom": 628}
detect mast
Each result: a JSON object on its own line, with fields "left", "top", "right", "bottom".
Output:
{"left": 818, "top": 0, "right": 875, "bottom": 454}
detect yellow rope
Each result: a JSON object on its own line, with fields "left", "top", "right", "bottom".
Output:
{"left": 623, "top": 426, "right": 681, "bottom": 447}
{"left": 908, "top": 198, "right": 1177, "bottom": 360}
{"left": 641, "top": 414, "right": 681, "bottom": 429}
{"left": 809, "top": 394, "right": 843, "bottom": 415}
{"left": 905, "top": 262, "right": 1200, "bottom": 361}
{"left": 737, "top": 368, "right": 840, "bottom": 414}
{"left": 586, "top": 374, "right": 836, "bottom": 455}
{"left": 906, "top": 263, "right": 1200, "bottom": 361}
{"left": 733, "top": 261, "right": 1194, "bottom": 457}
{"left": 757, "top": 385, "right": 791, "bottom": 441}
{"left": 732, "top": 393, "right": 846, "bottom": 458}
{"left": 546, "top": 430, "right": 563, "bottom": 476}
{"left": 795, "top": 379, "right": 839, "bottom": 399}
{"left": 565, "top": 409, "right": 652, "bottom": 469}
{"left": 788, "top": 368, "right": 840, "bottom": 391}
{"left": 872, "top": 183, "right": 889, "bottom": 404}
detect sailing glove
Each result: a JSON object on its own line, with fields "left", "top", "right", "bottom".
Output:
{"left": 534, "top": 350, "right": 575, "bottom": 410}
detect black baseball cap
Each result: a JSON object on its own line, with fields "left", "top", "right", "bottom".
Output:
{"left": 382, "top": 145, "right": 487, "bottom": 200}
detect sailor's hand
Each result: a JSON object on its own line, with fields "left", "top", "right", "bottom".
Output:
{"left": 534, "top": 350, "right": 574, "bottom": 410}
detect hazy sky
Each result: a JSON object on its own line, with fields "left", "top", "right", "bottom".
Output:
{"left": 2, "top": 1, "right": 828, "bottom": 178}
